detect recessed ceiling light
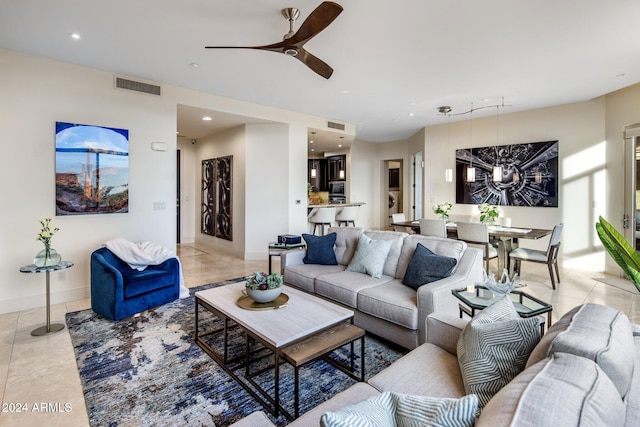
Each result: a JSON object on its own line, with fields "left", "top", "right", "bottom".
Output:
{"left": 71, "top": 33, "right": 81, "bottom": 40}
{"left": 338, "top": 144, "right": 342, "bottom": 148}
{"left": 341, "top": 90, "right": 350, "bottom": 94}
{"left": 310, "top": 140, "right": 314, "bottom": 144}
{"left": 616, "top": 73, "right": 626, "bottom": 79}
{"left": 190, "top": 62, "right": 199, "bottom": 68}
{"left": 310, "top": 148, "right": 315, "bottom": 152}
{"left": 202, "top": 116, "right": 212, "bottom": 121}
{"left": 408, "top": 113, "right": 415, "bottom": 117}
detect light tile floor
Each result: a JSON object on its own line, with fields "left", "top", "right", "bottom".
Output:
{"left": 1, "top": 243, "right": 639, "bottom": 426}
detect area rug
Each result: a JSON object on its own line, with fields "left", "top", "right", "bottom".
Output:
{"left": 66, "top": 278, "right": 407, "bottom": 426}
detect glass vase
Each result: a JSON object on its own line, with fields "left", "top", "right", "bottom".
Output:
{"left": 34, "top": 246, "right": 61, "bottom": 267}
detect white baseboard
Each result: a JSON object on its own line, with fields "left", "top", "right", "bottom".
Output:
{"left": 0, "top": 286, "right": 90, "bottom": 315}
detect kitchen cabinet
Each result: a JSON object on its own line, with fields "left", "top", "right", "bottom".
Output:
{"left": 308, "top": 158, "right": 328, "bottom": 191}
{"left": 328, "top": 155, "right": 346, "bottom": 181}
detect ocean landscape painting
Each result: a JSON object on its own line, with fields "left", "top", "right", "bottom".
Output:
{"left": 55, "top": 121, "right": 129, "bottom": 215}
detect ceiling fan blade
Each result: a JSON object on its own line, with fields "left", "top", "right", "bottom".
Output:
{"left": 295, "top": 48, "right": 334, "bottom": 79}
{"left": 285, "top": 1, "right": 343, "bottom": 46}
{"left": 204, "top": 45, "right": 282, "bottom": 53}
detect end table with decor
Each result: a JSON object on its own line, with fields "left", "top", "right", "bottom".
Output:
{"left": 19, "top": 261, "right": 74, "bottom": 336}
{"left": 452, "top": 285, "right": 553, "bottom": 335}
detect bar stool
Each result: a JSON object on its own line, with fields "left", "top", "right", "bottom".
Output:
{"left": 308, "top": 207, "right": 336, "bottom": 235}
{"left": 335, "top": 206, "right": 358, "bottom": 227}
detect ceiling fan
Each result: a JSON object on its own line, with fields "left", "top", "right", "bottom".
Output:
{"left": 205, "top": 1, "right": 343, "bottom": 79}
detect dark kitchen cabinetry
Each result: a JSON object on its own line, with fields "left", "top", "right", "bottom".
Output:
{"left": 328, "top": 155, "right": 346, "bottom": 181}
{"left": 308, "top": 158, "right": 328, "bottom": 191}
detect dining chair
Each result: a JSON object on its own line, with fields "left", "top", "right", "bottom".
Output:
{"left": 509, "top": 223, "right": 563, "bottom": 290}
{"left": 456, "top": 222, "right": 498, "bottom": 273}
{"left": 308, "top": 207, "right": 336, "bottom": 235}
{"left": 391, "top": 213, "right": 411, "bottom": 232}
{"left": 418, "top": 219, "right": 447, "bottom": 238}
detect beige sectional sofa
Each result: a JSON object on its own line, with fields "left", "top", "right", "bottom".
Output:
{"left": 233, "top": 303, "right": 640, "bottom": 427}
{"left": 281, "top": 227, "right": 484, "bottom": 349}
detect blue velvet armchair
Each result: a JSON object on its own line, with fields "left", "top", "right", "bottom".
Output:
{"left": 90, "top": 247, "right": 181, "bottom": 320}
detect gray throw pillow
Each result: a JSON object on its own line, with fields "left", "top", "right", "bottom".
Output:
{"left": 302, "top": 233, "right": 338, "bottom": 265}
{"left": 321, "top": 391, "right": 478, "bottom": 427}
{"left": 457, "top": 295, "right": 541, "bottom": 409}
{"left": 402, "top": 243, "right": 457, "bottom": 289}
{"left": 346, "top": 234, "right": 393, "bottom": 278}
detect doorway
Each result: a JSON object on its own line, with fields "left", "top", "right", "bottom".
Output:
{"left": 385, "top": 159, "right": 403, "bottom": 228}
{"left": 412, "top": 151, "right": 423, "bottom": 220}
{"left": 624, "top": 124, "right": 640, "bottom": 248}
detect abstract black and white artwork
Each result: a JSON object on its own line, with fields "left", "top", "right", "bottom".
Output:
{"left": 201, "top": 156, "right": 232, "bottom": 240}
{"left": 455, "top": 140, "right": 558, "bottom": 207}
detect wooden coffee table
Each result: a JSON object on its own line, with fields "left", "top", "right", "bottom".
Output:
{"left": 195, "top": 282, "right": 365, "bottom": 420}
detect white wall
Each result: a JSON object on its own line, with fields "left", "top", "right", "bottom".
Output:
{"left": 177, "top": 139, "right": 197, "bottom": 244}
{"left": 0, "top": 50, "right": 350, "bottom": 314}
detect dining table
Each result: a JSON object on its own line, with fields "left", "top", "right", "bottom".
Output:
{"left": 390, "top": 220, "right": 553, "bottom": 273}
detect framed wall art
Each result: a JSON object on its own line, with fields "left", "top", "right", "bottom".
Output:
{"left": 201, "top": 155, "right": 233, "bottom": 240}
{"left": 55, "top": 121, "right": 129, "bottom": 215}
{"left": 455, "top": 140, "right": 558, "bottom": 207}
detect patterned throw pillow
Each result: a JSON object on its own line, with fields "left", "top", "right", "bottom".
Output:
{"left": 402, "top": 243, "right": 457, "bottom": 289}
{"left": 457, "top": 295, "right": 541, "bottom": 409}
{"left": 302, "top": 233, "right": 338, "bottom": 265}
{"left": 321, "top": 392, "right": 478, "bottom": 427}
{"left": 346, "top": 234, "right": 393, "bottom": 278}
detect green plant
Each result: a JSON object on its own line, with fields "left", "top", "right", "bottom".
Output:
{"left": 595, "top": 216, "right": 640, "bottom": 292}
{"left": 246, "top": 271, "right": 283, "bottom": 290}
{"left": 433, "top": 202, "right": 452, "bottom": 220}
{"left": 478, "top": 204, "right": 499, "bottom": 223}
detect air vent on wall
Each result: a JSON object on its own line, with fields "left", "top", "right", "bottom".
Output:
{"left": 327, "top": 121, "right": 345, "bottom": 131}
{"left": 114, "top": 76, "right": 161, "bottom": 96}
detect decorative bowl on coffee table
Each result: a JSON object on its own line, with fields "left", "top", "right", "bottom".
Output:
{"left": 246, "top": 287, "right": 282, "bottom": 303}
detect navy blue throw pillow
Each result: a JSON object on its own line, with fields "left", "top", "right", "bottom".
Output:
{"left": 402, "top": 243, "right": 457, "bottom": 289}
{"left": 302, "top": 233, "right": 338, "bottom": 265}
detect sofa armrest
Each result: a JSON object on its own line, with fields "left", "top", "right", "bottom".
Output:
{"left": 280, "top": 248, "right": 306, "bottom": 274}
{"left": 425, "top": 312, "right": 468, "bottom": 356}
{"left": 415, "top": 246, "right": 483, "bottom": 345}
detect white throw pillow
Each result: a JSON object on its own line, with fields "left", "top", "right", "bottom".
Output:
{"left": 346, "top": 234, "right": 393, "bottom": 278}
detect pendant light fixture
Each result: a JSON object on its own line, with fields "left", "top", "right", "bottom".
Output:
{"left": 492, "top": 104, "right": 503, "bottom": 182}
{"left": 466, "top": 104, "right": 476, "bottom": 182}
{"left": 310, "top": 157, "right": 317, "bottom": 178}
{"left": 438, "top": 106, "right": 454, "bottom": 182}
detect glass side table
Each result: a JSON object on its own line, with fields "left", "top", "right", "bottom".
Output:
{"left": 451, "top": 286, "right": 553, "bottom": 335}
{"left": 20, "top": 261, "right": 74, "bottom": 336}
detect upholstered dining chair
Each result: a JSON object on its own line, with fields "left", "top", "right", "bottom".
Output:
{"left": 308, "top": 207, "right": 336, "bottom": 235}
{"left": 509, "top": 223, "right": 563, "bottom": 290}
{"left": 418, "top": 219, "right": 447, "bottom": 238}
{"left": 391, "top": 213, "right": 411, "bottom": 233}
{"left": 456, "top": 222, "right": 498, "bottom": 273}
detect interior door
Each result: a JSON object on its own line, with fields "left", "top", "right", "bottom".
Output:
{"left": 624, "top": 124, "right": 640, "bottom": 247}
{"left": 412, "top": 151, "right": 423, "bottom": 220}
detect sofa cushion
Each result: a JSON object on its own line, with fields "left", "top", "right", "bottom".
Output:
{"left": 302, "top": 233, "right": 338, "bottom": 265}
{"left": 357, "top": 281, "right": 419, "bottom": 329}
{"left": 321, "top": 392, "right": 478, "bottom": 427}
{"left": 457, "top": 295, "right": 541, "bottom": 409}
{"left": 363, "top": 230, "right": 407, "bottom": 278}
{"left": 477, "top": 353, "right": 626, "bottom": 427}
{"left": 347, "top": 234, "right": 393, "bottom": 278}
{"left": 526, "top": 303, "right": 635, "bottom": 399}
{"left": 328, "top": 227, "right": 364, "bottom": 266}
{"left": 283, "top": 263, "right": 345, "bottom": 292}
{"left": 368, "top": 342, "right": 466, "bottom": 398}
{"left": 122, "top": 268, "right": 174, "bottom": 298}
{"left": 625, "top": 333, "right": 640, "bottom": 427}
{"left": 315, "top": 271, "right": 394, "bottom": 308}
{"left": 396, "top": 235, "right": 467, "bottom": 279}
{"left": 401, "top": 243, "right": 457, "bottom": 289}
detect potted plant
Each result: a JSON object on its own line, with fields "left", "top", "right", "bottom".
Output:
{"left": 433, "top": 202, "right": 453, "bottom": 221}
{"left": 478, "top": 204, "right": 499, "bottom": 225}
{"left": 245, "top": 271, "right": 283, "bottom": 303}
{"left": 596, "top": 216, "right": 640, "bottom": 292}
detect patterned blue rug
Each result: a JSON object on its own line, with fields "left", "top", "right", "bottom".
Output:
{"left": 66, "top": 278, "right": 407, "bottom": 426}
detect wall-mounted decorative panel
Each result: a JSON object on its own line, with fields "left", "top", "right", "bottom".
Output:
{"left": 455, "top": 140, "right": 558, "bottom": 207}
{"left": 201, "top": 156, "right": 232, "bottom": 240}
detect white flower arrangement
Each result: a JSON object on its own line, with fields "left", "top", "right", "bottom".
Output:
{"left": 433, "top": 202, "right": 453, "bottom": 220}
{"left": 478, "top": 204, "right": 499, "bottom": 224}
{"left": 36, "top": 218, "right": 59, "bottom": 249}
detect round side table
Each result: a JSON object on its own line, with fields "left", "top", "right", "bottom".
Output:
{"left": 20, "top": 261, "right": 74, "bottom": 336}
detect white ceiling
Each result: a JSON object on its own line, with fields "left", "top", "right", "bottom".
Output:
{"left": 2, "top": 0, "right": 640, "bottom": 150}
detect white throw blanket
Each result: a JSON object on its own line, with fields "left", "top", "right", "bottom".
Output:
{"left": 103, "top": 237, "right": 189, "bottom": 299}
